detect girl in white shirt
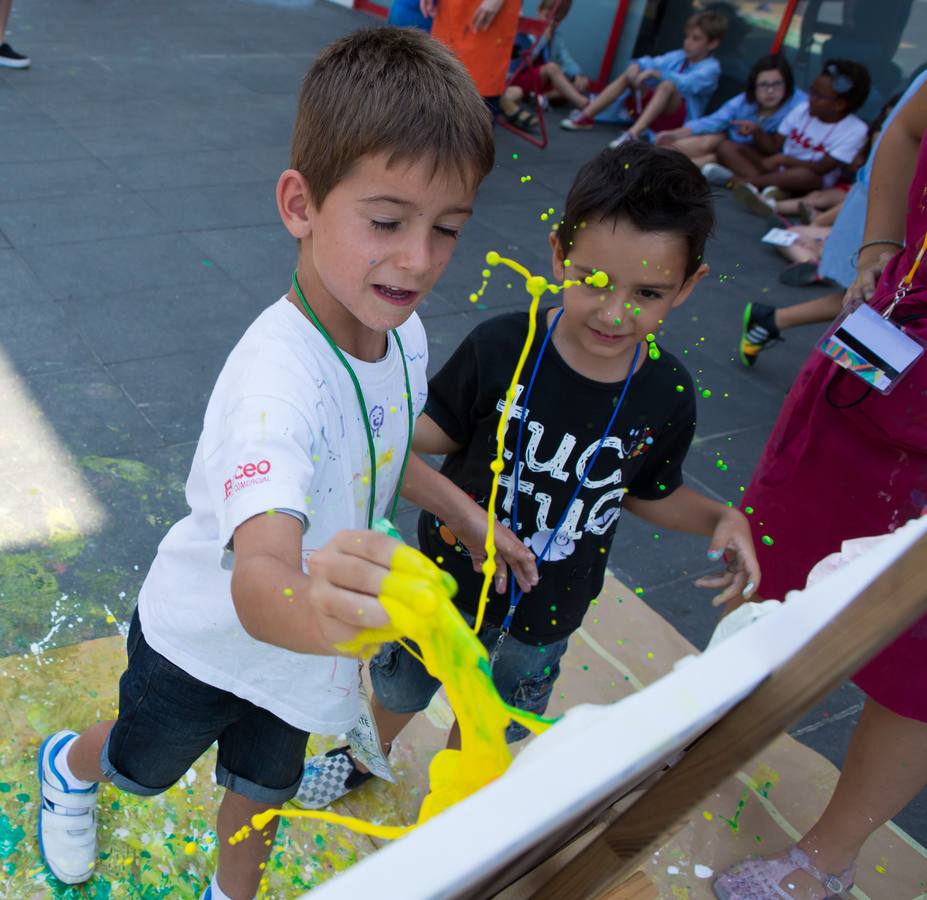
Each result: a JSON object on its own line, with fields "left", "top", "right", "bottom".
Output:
{"left": 718, "top": 58, "right": 870, "bottom": 196}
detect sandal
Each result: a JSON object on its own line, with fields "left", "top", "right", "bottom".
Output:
{"left": 714, "top": 844, "right": 856, "bottom": 899}
{"left": 504, "top": 103, "right": 539, "bottom": 134}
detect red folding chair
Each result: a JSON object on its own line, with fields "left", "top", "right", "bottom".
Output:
{"left": 496, "top": 2, "right": 564, "bottom": 149}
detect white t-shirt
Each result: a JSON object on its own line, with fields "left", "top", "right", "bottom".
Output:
{"left": 778, "top": 101, "right": 868, "bottom": 187}
{"left": 138, "top": 297, "right": 428, "bottom": 733}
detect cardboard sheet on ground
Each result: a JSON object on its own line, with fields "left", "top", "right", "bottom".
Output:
{"left": 0, "top": 522, "right": 924, "bottom": 897}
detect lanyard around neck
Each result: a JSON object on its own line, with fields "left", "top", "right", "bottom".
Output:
{"left": 291, "top": 271, "right": 414, "bottom": 529}
{"left": 503, "top": 308, "right": 641, "bottom": 634}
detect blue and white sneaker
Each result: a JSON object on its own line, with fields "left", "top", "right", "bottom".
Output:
{"left": 38, "top": 730, "right": 98, "bottom": 884}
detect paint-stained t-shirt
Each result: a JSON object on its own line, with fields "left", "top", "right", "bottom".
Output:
{"left": 419, "top": 309, "right": 695, "bottom": 644}
{"left": 138, "top": 297, "right": 428, "bottom": 733}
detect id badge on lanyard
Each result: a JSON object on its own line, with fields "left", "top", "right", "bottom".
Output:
{"left": 818, "top": 234, "right": 927, "bottom": 394}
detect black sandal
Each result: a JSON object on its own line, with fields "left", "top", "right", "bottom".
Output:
{"left": 504, "top": 103, "right": 539, "bottom": 133}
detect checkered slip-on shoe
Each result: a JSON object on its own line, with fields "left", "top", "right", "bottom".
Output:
{"left": 291, "top": 747, "right": 375, "bottom": 810}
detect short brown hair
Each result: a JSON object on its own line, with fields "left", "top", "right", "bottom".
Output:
{"left": 539, "top": 0, "right": 572, "bottom": 23}
{"left": 291, "top": 27, "right": 494, "bottom": 208}
{"left": 686, "top": 11, "right": 727, "bottom": 43}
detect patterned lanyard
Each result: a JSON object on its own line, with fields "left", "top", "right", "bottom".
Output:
{"left": 291, "top": 271, "right": 414, "bottom": 528}
{"left": 886, "top": 231, "right": 927, "bottom": 318}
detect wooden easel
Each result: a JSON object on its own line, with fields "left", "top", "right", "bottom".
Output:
{"left": 487, "top": 530, "right": 927, "bottom": 899}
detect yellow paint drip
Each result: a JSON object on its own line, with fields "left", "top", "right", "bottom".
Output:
{"left": 236, "top": 252, "right": 596, "bottom": 846}
{"left": 472, "top": 251, "right": 588, "bottom": 632}
{"left": 242, "top": 543, "right": 554, "bottom": 842}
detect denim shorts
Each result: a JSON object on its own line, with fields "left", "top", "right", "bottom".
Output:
{"left": 101, "top": 609, "right": 310, "bottom": 805}
{"left": 370, "top": 611, "right": 569, "bottom": 742}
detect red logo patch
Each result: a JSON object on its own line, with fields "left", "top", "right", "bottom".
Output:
{"left": 224, "top": 459, "right": 272, "bottom": 500}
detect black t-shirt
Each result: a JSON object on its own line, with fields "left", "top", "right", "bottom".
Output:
{"left": 418, "top": 309, "right": 696, "bottom": 643}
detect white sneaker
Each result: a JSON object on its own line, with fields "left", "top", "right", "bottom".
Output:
{"left": 733, "top": 182, "right": 776, "bottom": 218}
{"left": 608, "top": 131, "right": 635, "bottom": 149}
{"left": 701, "top": 162, "right": 735, "bottom": 186}
{"left": 38, "top": 731, "right": 98, "bottom": 884}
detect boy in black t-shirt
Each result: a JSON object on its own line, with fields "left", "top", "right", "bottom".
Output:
{"left": 295, "top": 142, "right": 761, "bottom": 809}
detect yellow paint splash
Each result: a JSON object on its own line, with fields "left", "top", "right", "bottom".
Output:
{"left": 232, "top": 253, "right": 604, "bottom": 845}
{"left": 232, "top": 544, "right": 554, "bottom": 844}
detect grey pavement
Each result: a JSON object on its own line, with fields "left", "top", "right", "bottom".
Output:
{"left": 1, "top": 0, "right": 923, "bottom": 844}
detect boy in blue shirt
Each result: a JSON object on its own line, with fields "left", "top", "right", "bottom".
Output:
{"left": 561, "top": 11, "right": 726, "bottom": 144}
{"left": 295, "top": 142, "right": 761, "bottom": 812}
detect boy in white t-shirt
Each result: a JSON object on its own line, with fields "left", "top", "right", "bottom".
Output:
{"left": 719, "top": 58, "right": 870, "bottom": 198}
{"left": 33, "top": 27, "right": 495, "bottom": 900}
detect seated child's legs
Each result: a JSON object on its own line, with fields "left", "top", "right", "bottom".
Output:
{"left": 717, "top": 139, "right": 768, "bottom": 179}
{"left": 630, "top": 80, "right": 685, "bottom": 138}
{"left": 670, "top": 133, "right": 723, "bottom": 162}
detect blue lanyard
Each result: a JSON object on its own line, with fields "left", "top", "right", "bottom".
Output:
{"left": 500, "top": 309, "right": 641, "bottom": 637}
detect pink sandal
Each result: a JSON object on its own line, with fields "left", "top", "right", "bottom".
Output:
{"left": 713, "top": 844, "right": 855, "bottom": 899}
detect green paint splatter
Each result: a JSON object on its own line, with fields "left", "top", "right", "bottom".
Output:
{"left": 0, "top": 814, "right": 25, "bottom": 858}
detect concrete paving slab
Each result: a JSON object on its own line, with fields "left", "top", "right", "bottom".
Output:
{"left": 60, "top": 281, "right": 266, "bottom": 364}
{"left": 0, "top": 190, "right": 168, "bottom": 247}
{"left": 138, "top": 180, "right": 279, "bottom": 232}
{"left": 19, "top": 232, "right": 230, "bottom": 299}
{"left": 106, "top": 346, "right": 230, "bottom": 446}
{"left": 0, "top": 249, "right": 44, "bottom": 306}
{"left": 0, "top": 301, "right": 98, "bottom": 377}
{"left": 19, "top": 367, "right": 162, "bottom": 458}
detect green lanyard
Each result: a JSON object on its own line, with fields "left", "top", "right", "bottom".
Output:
{"left": 291, "top": 271, "right": 414, "bottom": 529}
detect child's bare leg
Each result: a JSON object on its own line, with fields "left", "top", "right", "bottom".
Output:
{"left": 216, "top": 791, "right": 278, "bottom": 900}
{"left": 499, "top": 85, "right": 523, "bottom": 118}
{"left": 717, "top": 140, "right": 768, "bottom": 179}
{"left": 778, "top": 239, "right": 821, "bottom": 265}
{"left": 773, "top": 292, "right": 843, "bottom": 331}
{"left": 805, "top": 187, "right": 845, "bottom": 210}
{"left": 541, "top": 62, "right": 587, "bottom": 108}
{"left": 580, "top": 65, "right": 636, "bottom": 118}
{"left": 752, "top": 167, "right": 823, "bottom": 193}
{"left": 671, "top": 133, "right": 722, "bottom": 162}
{"left": 774, "top": 197, "right": 802, "bottom": 215}
{"left": 813, "top": 202, "right": 842, "bottom": 227}
{"left": 628, "top": 79, "right": 680, "bottom": 137}
{"left": 67, "top": 721, "right": 115, "bottom": 783}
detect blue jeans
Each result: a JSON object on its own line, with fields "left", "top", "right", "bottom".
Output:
{"left": 101, "top": 609, "right": 309, "bottom": 804}
{"left": 370, "top": 612, "right": 569, "bottom": 742}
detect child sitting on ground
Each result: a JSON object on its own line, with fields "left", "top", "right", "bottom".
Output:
{"left": 33, "top": 27, "right": 498, "bottom": 899}
{"left": 719, "top": 59, "right": 870, "bottom": 198}
{"left": 295, "top": 142, "right": 761, "bottom": 811}
{"left": 560, "top": 11, "right": 726, "bottom": 146}
{"left": 500, "top": 0, "right": 589, "bottom": 133}
{"left": 655, "top": 54, "right": 804, "bottom": 183}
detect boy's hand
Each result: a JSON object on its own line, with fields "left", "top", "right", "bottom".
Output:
{"left": 444, "top": 509, "right": 538, "bottom": 595}
{"left": 420, "top": 0, "right": 437, "bottom": 18}
{"left": 694, "top": 510, "right": 760, "bottom": 607}
{"left": 304, "top": 530, "right": 398, "bottom": 651}
{"left": 573, "top": 74, "right": 590, "bottom": 93}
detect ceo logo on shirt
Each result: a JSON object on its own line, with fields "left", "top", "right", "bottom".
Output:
{"left": 224, "top": 459, "right": 272, "bottom": 500}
